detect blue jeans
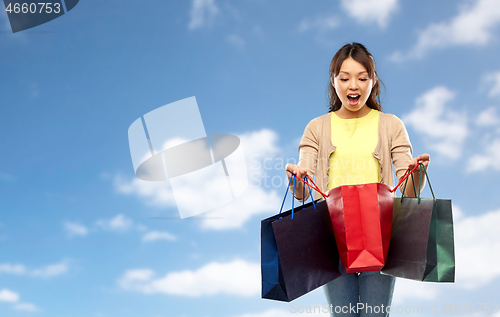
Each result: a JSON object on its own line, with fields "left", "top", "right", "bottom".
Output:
{"left": 323, "top": 271, "right": 396, "bottom": 317}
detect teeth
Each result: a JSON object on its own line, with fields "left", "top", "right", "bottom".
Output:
{"left": 348, "top": 94, "right": 360, "bottom": 97}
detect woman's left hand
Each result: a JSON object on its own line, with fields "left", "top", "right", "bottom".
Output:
{"left": 408, "top": 153, "right": 430, "bottom": 172}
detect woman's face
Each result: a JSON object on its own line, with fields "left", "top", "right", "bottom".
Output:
{"left": 333, "top": 57, "right": 375, "bottom": 114}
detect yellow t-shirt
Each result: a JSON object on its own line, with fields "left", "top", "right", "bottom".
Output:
{"left": 327, "top": 109, "right": 381, "bottom": 189}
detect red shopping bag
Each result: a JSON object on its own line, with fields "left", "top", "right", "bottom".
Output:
{"left": 326, "top": 183, "right": 393, "bottom": 273}
{"left": 297, "top": 169, "right": 417, "bottom": 274}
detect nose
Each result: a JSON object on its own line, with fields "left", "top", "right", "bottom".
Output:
{"left": 349, "top": 79, "right": 359, "bottom": 91}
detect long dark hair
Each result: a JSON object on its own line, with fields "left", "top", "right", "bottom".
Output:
{"left": 328, "top": 42, "right": 383, "bottom": 112}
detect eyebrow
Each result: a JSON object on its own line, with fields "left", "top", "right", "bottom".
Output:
{"left": 339, "top": 71, "right": 368, "bottom": 75}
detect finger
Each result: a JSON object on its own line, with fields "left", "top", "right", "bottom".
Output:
{"left": 285, "top": 164, "right": 296, "bottom": 175}
{"left": 417, "top": 153, "right": 430, "bottom": 162}
{"left": 420, "top": 159, "right": 430, "bottom": 168}
{"left": 300, "top": 168, "right": 309, "bottom": 179}
{"left": 408, "top": 158, "right": 417, "bottom": 168}
{"left": 409, "top": 158, "right": 420, "bottom": 172}
{"left": 416, "top": 154, "right": 430, "bottom": 169}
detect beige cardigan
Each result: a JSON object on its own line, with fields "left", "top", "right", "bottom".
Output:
{"left": 294, "top": 111, "right": 413, "bottom": 201}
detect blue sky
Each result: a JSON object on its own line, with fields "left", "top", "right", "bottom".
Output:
{"left": 1, "top": 0, "right": 500, "bottom": 316}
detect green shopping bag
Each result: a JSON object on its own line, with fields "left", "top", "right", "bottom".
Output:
{"left": 381, "top": 163, "right": 455, "bottom": 282}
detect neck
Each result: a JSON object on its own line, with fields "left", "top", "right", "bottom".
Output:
{"left": 335, "top": 105, "right": 372, "bottom": 119}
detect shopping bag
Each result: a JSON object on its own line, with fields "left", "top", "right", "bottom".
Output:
{"left": 261, "top": 175, "right": 343, "bottom": 302}
{"left": 325, "top": 182, "right": 394, "bottom": 273}
{"left": 381, "top": 163, "right": 455, "bottom": 282}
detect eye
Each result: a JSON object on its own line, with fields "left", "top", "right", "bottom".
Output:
{"left": 339, "top": 78, "right": 348, "bottom": 82}
{"left": 359, "top": 78, "right": 369, "bottom": 82}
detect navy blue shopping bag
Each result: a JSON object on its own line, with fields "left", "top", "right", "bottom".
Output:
{"left": 261, "top": 175, "right": 343, "bottom": 302}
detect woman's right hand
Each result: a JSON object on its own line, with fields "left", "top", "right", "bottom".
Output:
{"left": 285, "top": 163, "right": 308, "bottom": 180}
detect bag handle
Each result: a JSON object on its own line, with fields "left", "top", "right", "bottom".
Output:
{"left": 391, "top": 164, "right": 419, "bottom": 193}
{"left": 294, "top": 174, "right": 329, "bottom": 199}
{"left": 278, "top": 175, "right": 294, "bottom": 218}
{"left": 393, "top": 163, "right": 435, "bottom": 203}
{"left": 304, "top": 175, "right": 317, "bottom": 211}
{"left": 418, "top": 163, "right": 435, "bottom": 200}
{"left": 401, "top": 172, "right": 417, "bottom": 202}
{"left": 279, "top": 174, "right": 318, "bottom": 220}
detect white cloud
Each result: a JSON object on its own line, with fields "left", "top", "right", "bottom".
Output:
{"left": 30, "top": 261, "right": 68, "bottom": 278}
{"left": 199, "top": 186, "right": 281, "bottom": 230}
{"left": 0, "top": 289, "right": 38, "bottom": 312}
{"left": 239, "top": 129, "right": 280, "bottom": 161}
{"left": 0, "top": 263, "right": 26, "bottom": 274}
{"left": 340, "top": 0, "right": 399, "bottom": 29}
{"left": 199, "top": 129, "right": 283, "bottom": 230}
{"left": 482, "top": 70, "right": 500, "bottom": 97}
{"left": 119, "top": 269, "right": 155, "bottom": 285}
{"left": 227, "top": 34, "right": 246, "bottom": 49}
{"left": 0, "top": 289, "right": 19, "bottom": 302}
{"left": 142, "top": 231, "right": 177, "bottom": 242}
{"left": 64, "top": 221, "right": 88, "bottom": 237}
{"left": 188, "top": 0, "right": 219, "bottom": 30}
{"left": 118, "top": 259, "right": 260, "bottom": 297}
{"left": 162, "top": 137, "right": 189, "bottom": 151}
{"left": 0, "top": 261, "right": 68, "bottom": 278}
{"left": 116, "top": 128, "right": 283, "bottom": 230}
{"left": 402, "top": 86, "right": 468, "bottom": 160}
{"left": 14, "top": 303, "right": 39, "bottom": 312}
{"left": 392, "top": 278, "right": 441, "bottom": 302}
{"left": 475, "top": 107, "right": 499, "bottom": 126}
{"left": 467, "top": 137, "right": 500, "bottom": 172}
{"left": 454, "top": 208, "right": 500, "bottom": 289}
{"left": 115, "top": 176, "right": 176, "bottom": 209}
{"left": 452, "top": 204, "right": 465, "bottom": 223}
{"left": 298, "top": 15, "right": 339, "bottom": 33}
{"left": 96, "top": 214, "right": 134, "bottom": 232}
{"left": 392, "top": 0, "right": 500, "bottom": 60}
{"left": 231, "top": 309, "right": 328, "bottom": 317}
{"left": 66, "top": 215, "right": 149, "bottom": 237}
{"left": 392, "top": 207, "right": 500, "bottom": 304}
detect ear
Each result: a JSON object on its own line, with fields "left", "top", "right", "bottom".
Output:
{"left": 372, "top": 76, "right": 377, "bottom": 88}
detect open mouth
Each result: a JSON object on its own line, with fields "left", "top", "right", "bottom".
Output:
{"left": 347, "top": 94, "right": 361, "bottom": 106}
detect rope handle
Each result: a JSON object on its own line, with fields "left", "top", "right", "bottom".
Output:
{"left": 279, "top": 175, "right": 317, "bottom": 220}
{"left": 390, "top": 164, "right": 419, "bottom": 193}
{"left": 304, "top": 175, "right": 317, "bottom": 211}
{"left": 293, "top": 173, "right": 329, "bottom": 199}
{"left": 392, "top": 163, "right": 435, "bottom": 202}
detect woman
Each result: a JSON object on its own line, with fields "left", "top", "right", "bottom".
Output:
{"left": 285, "top": 43, "right": 430, "bottom": 317}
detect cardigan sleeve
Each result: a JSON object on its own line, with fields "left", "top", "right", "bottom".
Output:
{"left": 390, "top": 115, "right": 413, "bottom": 192}
{"left": 293, "top": 118, "right": 320, "bottom": 201}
